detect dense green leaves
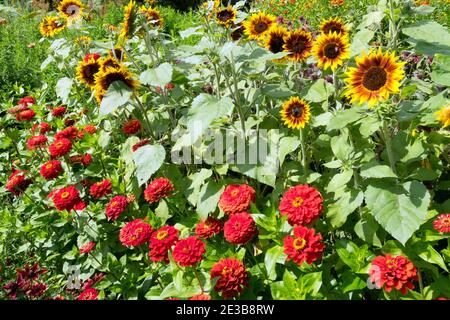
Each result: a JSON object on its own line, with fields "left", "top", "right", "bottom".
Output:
{"left": 133, "top": 144, "right": 166, "bottom": 186}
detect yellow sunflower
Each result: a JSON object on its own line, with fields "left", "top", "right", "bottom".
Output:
{"left": 138, "top": 6, "right": 164, "bottom": 27}
{"left": 76, "top": 55, "right": 101, "bottom": 88}
{"left": 344, "top": 48, "right": 405, "bottom": 107}
{"left": 435, "top": 103, "right": 450, "bottom": 127}
{"left": 320, "top": 17, "right": 347, "bottom": 36}
{"left": 283, "top": 30, "right": 313, "bottom": 63}
{"left": 75, "top": 36, "right": 92, "bottom": 45}
{"left": 57, "top": 0, "right": 84, "bottom": 21}
{"left": 119, "top": 0, "right": 138, "bottom": 42}
{"left": 94, "top": 65, "right": 139, "bottom": 103}
{"left": 264, "top": 26, "right": 289, "bottom": 58}
{"left": 243, "top": 12, "right": 276, "bottom": 41}
{"left": 313, "top": 32, "right": 350, "bottom": 71}
{"left": 280, "top": 97, "right": 311, "bottom": 129}
{"left": 39, "top": 16, "right": 66, "bottom": 37}
{"left": 215, "top": 5, "right": 237, "bottom": 27}
{"left": 99, "top": 56, "right": 122, "bottom": 73}
{"left": 109, "top": 47, "right": 126, "bottom": 61}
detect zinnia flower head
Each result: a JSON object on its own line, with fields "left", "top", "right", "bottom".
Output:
{"left": 51, "top": 106, "right": 67, "bottom": 117}
{"left": 223, "top": 212, "right": 257, "bottom": 245}
{"left": 122, "top": 119, "right": 141, "bottom": 135}
{"left": 172, "top": 236, "right": 205, "bottom": 267}
{"left": 218, "top": 184, "right": 256, "bottom": 215}
{"left": 27, "top": 135, "right": 48, "bottom": 150}
{"left": 368, "top": 255, "right": 418, "bottom": 295}
{"left": 6, "top": 170, "right": 32, "bottom": 195}
{"left": 189, "top": 293, "right": 212, "bottom": 300}
{"left": 18, "top": 96, "right": 35, "bottom": 107}
{"left": 77, "top": 288, "right": 99, "bottom": 300}
{"left": 148, "top": 225, "right": 179, "bottom": 263}
{"left": 79, "top": 241, "right": 96, "bottom": 254}
{"left": 433, "top": 214, "right": 450, "bottom": 233}
{"left": 105, "top": 195, "right": 128, "bottom": 221}
{"left": 52, "top": 185, "right": 81, "bottom": 211}
{"left": 40, "top": 160, "right": 64, "bottom": 180}
{"left": 89, "top": 179, "right": 112, "bottom": 199}
{"left": 283, "top": 225, "right": 325, "bottom": 266}
{"left": 49, "top": 138, "right": 72, "bottom": 158}
{"left": 16, "top": 109, "right": 35, "bottom": 121}
{"left": 210, "top": 258, "right": 249, "bottom": 298}
{"left": 144, "top": 178, "right": 174, "bottom": 203}
{"left": 279, "top": 184, "right": 323, "bottom": 226}
{"left": 195, "top": 217, "right": 222, "bottom": 239}
{"left": 55, "top": 126, "right": 79, "bottom": 140}
{"left": 119, "top": 219, "right": 153, "bottom": 247}
{"left": 31, "top": 122, "right": 51, "bottom": 134}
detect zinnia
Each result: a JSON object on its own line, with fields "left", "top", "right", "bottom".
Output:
{"left": 49, "top": 138, "right": 72, "bottom": 158}
{"left": 105, "top": 195, "right": 128, "bottom": 221}
{"left": 119, "top": 219, "right": 153, "bottom": 247}
{"left": 40, "top": 160, "right": 63, "bottom": 180}
{"left": 433, "top": 214, "right": 450, "bottom": 233}
{"left": 195, "top": 217, "right": 222, "bottom": 239}
{"left": 223, "top": 212, "right": 257, "bottom": 245}
{"left": 122, "top": 119, "right": 141, "bottom": 135}
{"left": 279, "top": 184, "right": 323, "bottom": 226}
{"left": 218, "top": 184, "right": 256, "bottom": 215}
{"left": 144, "top": 178, "right": 174, "bottom": 203}
{"left": 52, "top": 186, "right": 81, "bottom": 211}
{"left": 283, "top": 225, "right": 325, "bottom": 266}
{"left": 210, "top": 258, "right": 249, "bottom": 298}
{"left": 172, "top": 236, "right": 205, "bottom": 267}
{"left": 148, "top": 225, "right": 179, "bottom": 263}
{"left": 26, "top": 135, "right": 48, "bottom": 150}
{"left": 6, "top": 170, "right": 32, "bottom": 195}
{"left": 89, "top": 179, "right": 112, "bottom": 199}
{"left": 77, "top": 288, "right": 99, "bottom": 300}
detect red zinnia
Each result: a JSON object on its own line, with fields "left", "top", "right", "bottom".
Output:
{"left": 210, "top": 258, "right": 249, "bottom": 299}
{"left": 74, "top": 201, "right": 87, "bottom": 211}
{"left": 79, "top": 242, "right": 96, "bottom": 254}
{"left": 51, "top": 106, "right": 66, "bottom": 117}
{"left": 26, "top": 135, "right": 48, "bottom": 150}
{"left": 18, "top": 96, "right": 35, "bottom": 106}
{"left": 6, "top": 170, "right": 32, "bottom": 195}
{"left": 189, "top": 293, "right": 211, "bottom": 300}
{"left": 77, "top": 288, "right": 99, "bottom": 300}
{"left": 55, "top": 126, "right": 79, "bottom": 140}
{"left": 52, "top": 186, "right": 81, "bottom": 211}
{"left": 172, "top": 236, "right": 205, "bottom": 267}
{"left": 49, "top": 138, "right": 72, "bottom": 158}
{"left": 148, "top": 225, "right": 179, "bottom": 263}
{"left": 84, "top": 53, "right": 101, "bottom": 62}
{"left": 132, "top": 139, "right": 150, "bottom": 152}
{"left": 16, "top": 109, "right": 35, "bottom": 121}
{"left": 122, "top": 119, "right": 141, "bottom": 135}
{"left": 105, "top": 195, "right": 128, "bottom": 221}
{"left": 144, "top": 178, "right": 174, "bottom": 203}
{"left": 279, "top": 184, "right": 323, "bottom": 226}
{"left": 368, "top": 255, "right": 418, "bottom": 295}
{"left": 195, "top": 217, "right": 222, "bottom": 239}
{"left": 433, "top": 214, "right": 450, "bottom": 233}
{"left": 40, "top": 160, "right": 63, "bottom": 180}
{"left": 32, "top": 122, "right": 51, "bottom": 134}
{"left": 82, "top": 124, "right": 97, "bottom": 135}
{"left": 89, "top": 179, "right": 112, "bottom": 199}
{"left": 218, "top": 184, "right": 256, "bottom": 215}
{"left": 223, "top": 212, "right": 257, "bottom": 245}
{"left": 283, "top": 225, "right": 325, "bottom": 266}
{"left": 119, "top": 219, "right": 153, "bottom": 247}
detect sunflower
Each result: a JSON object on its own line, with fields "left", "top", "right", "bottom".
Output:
{"left": 57, "top": 0, "right": 84, "bottom": 21}
{"left": 75, "top": 36, "right": 92, "bottom": 46}
{"left": 216, "top": 5, "right": 237, "bottom": 27}
{"left": 76, "top": 56, "right": 101, "bottom": 88}
{"left": 313, "top": 32, "right": 350, "bottom": 71}
{"left": 344, "top": 48, "right": 405, "bottom": 107}
{"left": 280, "top": 97, "right": 311, "bottom": 129}
{"left": 138, "top": 6, "right": 163, "bottom": 27}
{"left": 109, "top": 47, "right": 126, "bottom": 61}
{"left": 94, "top": 66, "right": 139, "bottom": 103}
{"left": 119, "top": 0, "right": 138, "bottom": 42}
{"left": 39, "top": 16, "right": 66, "bottom": 37}
{"left": 243, "top": 12, "right": 276, "bottom": 41}
{"left": 264, "top": 25, "right": 289, "bottom": 55}
{"left": 320, "top": 17, "right": 347, "bottom": 36}
{"left": 435, "top": 103, "right": 450, "bottom": 127}
{"left": 99, "top": 56, "right": 121, "bottom": 73}
{"left": 283, "top": 30, "right": 313, "bottom": 63}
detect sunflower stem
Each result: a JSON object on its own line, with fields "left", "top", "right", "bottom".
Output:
{"left": 382, "top": 119, "right": 397, "bottom": 175}
{"left": 388, "top": 0, "right": 398, "bottom": 51}
{"left": 133, "top": 94, "right": 157, "bottom": 141}
{"left": 299, "top": 128, "right": 308, "bottom": 175}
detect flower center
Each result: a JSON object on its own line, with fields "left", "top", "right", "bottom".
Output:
{"left": 222, "top": 266, "right": 232, "bottom": 275}
{"left": 386, "top": 259, "right": 398, "bottom": 269}
{"left": 110, "top": 201, "right": 118, "bottom": 207}
{"left": 217, "top": 10, "right": 233, "bottom": 22}
{"left": 323, "top": 42, "right": 340, "bottom": 59}
{"left": 156, "top": 230, "right": 169, "bottom": 240}
{"left": 269, "top": 35, "right": 285, "bottom": 53}
{"left": 441, "top": 218, "right": 450, "bottom": 228}
{"left": 231, "top": 189, "right": 240, "bottom": 197}
{"left": 362, "top": 66, "right": 387, "bottom": 91}
{"left": 290, "top": 104, "right": 304, "bottom": 119}
{"left": 45, "top": 164, "right": 53, "bottom": 169}
{"left": 291, "top": 39, "right": 307, "bottom": 53}
{"left": 328, "top": 25, "right": 341, "bottom": 34}
{"left": 254, "top": 21, "right": 268, "bottom": 33}
{"left": 293, "top": 237, "right": 307, "bottom": 250}
{"left": 292, "top": 196, "right": 304, "bottom": 207}
{"left": 60, "top": 191, "right": 70, "bottom": 199}
{"left": 55, "top": 141, "right": 64, "bottom": 148}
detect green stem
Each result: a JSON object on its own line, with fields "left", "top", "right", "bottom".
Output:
{"left": 388, "top": 0, "right": 397, "bottom": 51}
{"left": 133, "top": 94, "right": 157, "bottom": 141}
{"left": 382, "top": 120, "right": 397, "bottom": 175}
{"left": 418, "top": 268, "right": 424, "bottom": 299}
{"left": 299, "top": 128, "right": 307, "bottom": 175}
{"left": 193, "top": 269, "right": 204, "bottom": 293}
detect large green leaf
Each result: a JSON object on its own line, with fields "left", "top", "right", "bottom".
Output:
{"left": 327, "top": 190, "right": 363, "bottom": 229}
{"left": 431, "top": 54, "right": 450, "bottom": 86}
{"left": 402, "top": 21, "right": 450, "bottom": 56}
{"left": 139, "top": 63, "right": 173, "bottom": 87}
{"left": 264, "top": 246, "right": 285, "bottom": 281}
{"left": 55, "top": 77, "right": 73, "bottom": 104}
{"left": 305, "top": 79, "right": 334, "bottom": 103}
{"left": 197, "top": 181, "right": 224, "bottom": 220}
{"left": 350, "top": 29, "right": 375, "bottom": 57}
{"left": 99, "top": 81, "right": 133, "bottom": 116}
{"left": 360, "top": 162, "right": 397, "bottom": 178}
{"left": 132, "top": 144, "right": 166, "bottom": 186}
{"left": 365, "top": 180, "right": 430, "bottom": 245}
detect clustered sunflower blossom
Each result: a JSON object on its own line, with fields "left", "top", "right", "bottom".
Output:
{"left": 280, "top": 96, "right": 311, "bottom": 129}
{"left": 243, "top": 12, "right": 276, "bottom": 40}
{"left": 57, "top": 0, "right": 85, "bottom": 22}
{"left": 215, "top": 5, "right": 237, "bottom": 27}
{"left": 39, "top": 16, "right": 66, "bottom": 37}
{"left": 119, "top": 0, "right": 138, "bottom": 42}
{"left": 138, "top": 5, "right": 164, "bottom": 27}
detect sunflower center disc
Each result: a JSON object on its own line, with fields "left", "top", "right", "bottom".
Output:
{"left": 362, "top": 66, "right": 387, "bottom": 91}
{"left": 329, "top": 25, "right": 341, "bottom": 34}
{"left": 218, "top": 10, "right": 233, "bottom": 22}
{"left": 291, "top": 106, "right": 303, "bottom": 118}
{"left": 292, "top": 40, "right": 306, "bottom": 53}
{"left": 269, "top": 36, "right": 284, "bottom": 53}
{"left": 324, "top": 43, "right": 340, "bottom": 59}
{"left": 255, "top": 22, "right": 268, "bottom": 33}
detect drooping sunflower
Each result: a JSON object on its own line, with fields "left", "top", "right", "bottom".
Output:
{"left": 320, "top": 17, "right": 347, "bottom": 36}
{"left": 264, "top": 25, "right": 289, "bottom": 55}
{"left": 215, "top": 5, "right": 237, "bottom": 27}
{"left": 57, "top": 0, "right": 84, "bottom": 21}
{"left": 76, "top": 55, "right": 101, "bottom": 88}
{"left": 435, "top": 103, "right": 450, "bottom": 127}
{"left": 39, "top": 16, "right": 66, "bottom": 37}
{"left": 243, "top": 12, "right": 276, "bottom": 41}
{"left": 280, "top": 97, "right": 311, "bottom": 129}
{"left": 283, "top": 30, "right": 313, "bottom": 63}
{"left": 313, "top": 32, "right": 350, "bottom": 71}
{"left": 138, "top": 6, "right": 163, "bottom": 27}
{"left": 344, "top": 48, "right": 405, "bottom": 107}
{"left": 94, "top": 65, "right": 139, "bottom": 103}
{"left": 119, "top": 0, "right": 138, "bottom": 42}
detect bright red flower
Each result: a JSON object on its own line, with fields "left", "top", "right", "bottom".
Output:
{"left": 49, "top": 138, "right": 72, "bottom": 158}
{"left": 18, "top": 96, "right": 35, "bottom": 106}
{"left": 74, "top": 200, "right": 87, "bottom": 211}
{"left": 40, "top": 160, "right": 63, "bottom": 180}
{"left": 84, "top": 53, "right": 101, "bottom": 62}
{"left": 223, "top": 212, "right": 257, "bottom": 245}
{"left": 144, "top": 178, "right": 174, "bottom": 203}
{"left": 172, "top": 236, "right": 205, "bottom": 267}
{"left": 79, "top": 242, "right": 96, "bottom": 254}
{"left": 148, "top": 225, "right": 179, "bottom": 263}
{"left": 51, "top": 106, "right": 66, "bottom": 117}
{"left": 189, "top": 293, "right": 211, "bottom": 300}
{"left": 16, "top": 109, "right": 35, "bottom": 121}
{"left": 283, "top": 225, "right": 325, "bottom": 266}
{"left": 122, "top": 119, "right": 141, "bottom": 135}
{"left": 55, "top": 126, "right": 79, "bottom": 140}
{"left": 369, "top": 255, "right": 418, "bottom": 295}
{"left": 433, "top": 214, "right": 450, "bottom": 233}
{"left": 132, "top": 139, "right": 150, "bottom": 152}
{"left": 218, "top": 184, "right": 256, "bottom": 215}
{"left": 89, "top": 179, "right": 112, "bottom": 199}
{"left": 8, "top": 105, "right": 29, "bottom": 114}
{"left": 82, "top": 124, "right": 97, "bottom": 135}
{"left": 6, "top": 170, "right": 32, "bottom": 195}
{"left": 119, "top": 219, "right": 153, "bottom": 247}
{"left": 279, "top": 184, "right": 323, "bottom": 226}
{"left": 105, "top": 195, "right": 128, "bottom": 221}
{"left": 77, "top": 288, "right": 99, "bottom": 300}
{"left": 52, "top": 186, "right": 81, "bottom": 211}
{"left": 165, "top": 83, "right": 175, "bottom": 90}
{"left": 26, "top": 135, "right": 48, "bottom": 150}
{"left": 210, "top": 258, "right": 249, "bottom": 299}
{"left": 31, "top": 122, "right": 51, "bottom": 134}
{"left": 195, "top": 217, "right": 222, "bottom": 239}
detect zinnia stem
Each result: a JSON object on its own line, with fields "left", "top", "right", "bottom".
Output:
{"left": 382, "top": 120, "right": 397, "bottom": 175}
{"left": 193, "top": 269, "right": 204, "bottom": 293}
